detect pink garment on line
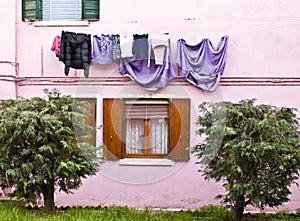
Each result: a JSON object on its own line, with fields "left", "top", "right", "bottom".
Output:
{"left": 51, "top": 35, "right": 61, "bottom": 57}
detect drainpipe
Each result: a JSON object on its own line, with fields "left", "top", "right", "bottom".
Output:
{"left": 41, "top": 46, "right": 44, "bottom": 76}
{"left": 15, "top": 0, "right": 20, "bottom": 99}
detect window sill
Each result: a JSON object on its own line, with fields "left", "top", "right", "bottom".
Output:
{"left": 33, "top": 20, "right": 90, "bottom": 27}
{"left": 119, "top": 158, "right": 174, "bottom": 166}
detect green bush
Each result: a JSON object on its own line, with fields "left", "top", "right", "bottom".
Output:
{"left": 0, "top": 89, "right": 100, "bottom": 214}
{"left": 193, "top": 99, "right": 300, "bottom": 220}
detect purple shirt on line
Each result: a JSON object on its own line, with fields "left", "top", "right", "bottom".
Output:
{"left": 92, "top": 35, "right": 114, "bottom": 64}
{"left": 176, "top": 35, "right": 229, "bottom": 91}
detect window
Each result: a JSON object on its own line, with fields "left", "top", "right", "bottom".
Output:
{"left": 125, "top": 99, "right": 169, "bottom": 157}
{"left": 22, "top": 0, "right": 99, "bottom": 21}
{"left": 103, "top": 98, "right": 190, "bottom": 161}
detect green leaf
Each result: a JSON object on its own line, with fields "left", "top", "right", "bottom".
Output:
{"left": 224, "top": 127, "right": 237, "bottom": 136}
{"left": 39, "top": 145, "right": 53, "bottom": 155}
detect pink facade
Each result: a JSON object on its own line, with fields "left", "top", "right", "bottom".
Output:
{"left": 1, "top": 0, "right": 300, "bottom": 212}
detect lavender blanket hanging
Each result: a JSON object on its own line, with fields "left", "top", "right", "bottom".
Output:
{"left": 176, "top": 36, "right": 229, "bottom": 92}
{"left": 118, "top": 41, "right": 176, "bottom": 91}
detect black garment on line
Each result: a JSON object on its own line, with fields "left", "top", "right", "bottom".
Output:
{"left": 59, "top": 31, "right": 92, "bottom": 78}
{"left": 133, "top": 34, "right": 149, "bottom": 60}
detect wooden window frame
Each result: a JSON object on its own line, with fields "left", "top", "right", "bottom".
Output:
{"left": 123, "top": 98, "right": 170, "bottom": 159}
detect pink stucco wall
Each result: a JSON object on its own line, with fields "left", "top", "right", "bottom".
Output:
{"left": 1, "top": 0, "right": 300, "bottom": 212}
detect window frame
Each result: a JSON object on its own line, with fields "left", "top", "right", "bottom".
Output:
{"left": 22, "top": 0, "right": 99, "bottom": 22}
{"left": 123, "top": 98, "right": 170, "bottom": 159}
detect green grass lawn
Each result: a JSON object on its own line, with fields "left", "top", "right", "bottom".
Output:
{"left": 1, "top": 200, "right": 300, "bottom": 221}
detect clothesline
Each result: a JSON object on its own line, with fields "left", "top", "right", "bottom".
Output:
{"left": 51, "top": 30, "right": 229, "bottom": 92}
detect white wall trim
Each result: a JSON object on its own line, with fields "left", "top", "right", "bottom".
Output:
{"left": 119, "top": 158, "right": 174, "bottom": 166}
{"left": 33, "top": 20, "right": 89, "bottom": 27}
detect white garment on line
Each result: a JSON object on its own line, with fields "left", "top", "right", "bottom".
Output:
{"left": 120, "top": 35, "right": 134, "bottom": 58}
{"left": 151, "top": 39, "right": 168, "bottom": 65}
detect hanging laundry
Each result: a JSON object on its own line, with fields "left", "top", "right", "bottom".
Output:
{"left": 120, "top": 34, "right": 134, "bottom": 58}
{"left": 92, "top": 34, "right": 114, "bottom": 64}
{"left": 111, "top": 34, "right": 121, "bottom": 62}
{"left": 118, "top": 40, "right": 175, "bottom": 91}
{"left": 149, "top": 37, "right": 169, "bottom": 66}
{"left": 133, "top": 34, "right": 149, "bottom": 60}
{"left": 51, "top": 35, "right": 61, "bottom": 57}
{"left": 176, "top": 36, "right": 229, "bottom": 92}
{"left": 59, "top": 31, "right": 92, "bottom": 78}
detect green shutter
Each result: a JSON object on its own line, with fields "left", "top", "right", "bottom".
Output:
{"left": 82, "top": 0, "right": 99, "bottom": 20}
{"left": 22, "top": 0, "right": 42, "bottom": 21}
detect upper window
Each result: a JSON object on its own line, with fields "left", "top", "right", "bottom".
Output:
{"left": 103, "top": 98, "right": 190, "bottom": 161}
{"left": 22, "top": 0, "right": 99, "bottom": 21}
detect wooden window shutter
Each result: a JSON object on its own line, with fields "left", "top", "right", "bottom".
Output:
{"left": 103, "top": 98, "right": 122, "bottom": 160}
{"left": 75, "top": 98, "right": 96, "bottom": 146}
{"left": 82, "top": 0, "right": 99, "bottom": 20}
{"left": 22, "top": 0, "right": 42, "bottom": 21}
{"left": 169, "top": 98, "right": 190, "bottom": 161}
